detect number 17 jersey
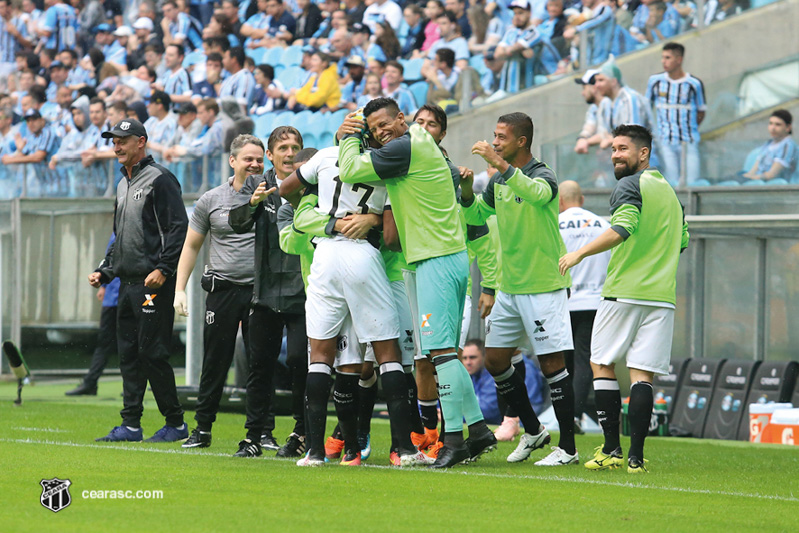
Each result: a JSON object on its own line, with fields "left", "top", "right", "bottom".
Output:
{"left": 296, "top": 146, "right": 387, "bottom": 220}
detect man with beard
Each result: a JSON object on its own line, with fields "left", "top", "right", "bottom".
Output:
{"left": 559, "top": 124, "right": 689, "bottom": 474}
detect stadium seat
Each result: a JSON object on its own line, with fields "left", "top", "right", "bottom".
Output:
{"left": 326, "top": 108, "right": 350, "bottom": 133}
{"left": 403, "top": 58, "right": 424, "bottom": 82}
{"left": 254, "top": 114, "right": 274, "bottom": 139}
{"left": 265, "top": 46, "right": 284, "bottom": 66}
{"left": 271, "top": 111, "right": 294, "bottom": 128}
{"left": 690, "top": 179, "right": 712, "bottom": 187}
{"left": 303, "top": 132, "right": 318, "bottom": 148}
{"left": 716, "top": 180, "right": 741, "bottom": 186}
{"left": 318, "top": 131, "right": 335, "bottom": 148}
{"left": 289, "top": 110, "right": 314, "bottom": 129}
{"left": 741, "top": 147, "right": 760, "bottom": 172}
{"left": 246, "top": 47, "right": 266, "bottom": 64}
{"left": 653, "top": 358, "right": 690, "bottom": 416}
{"left": 281, "top": 45, "right": 303, "bottom": 67}
{"left": 277, "top": 66, "right": 304, "bottom": 89}
{"left": 409, "top": 81, "right": 428, "bottom": 108}
{"left": 702, "top": 360, "right": 759, "bottom": 440}
{"left": 670, "top": 358, "right": 726, "bottom": 438}
{"left": 737, "top": 361, "right": 799, "bottom": 440}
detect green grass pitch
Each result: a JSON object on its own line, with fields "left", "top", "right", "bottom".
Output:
{"left": 2, "top": 378, "right": 798, "bottom": 532}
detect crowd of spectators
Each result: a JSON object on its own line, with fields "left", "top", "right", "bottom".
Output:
{"left": 0, "top": 0, "right": 772, "bottom": 197}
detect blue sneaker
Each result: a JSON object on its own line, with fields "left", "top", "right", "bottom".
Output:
{"left": 144, "top": 424, "right": 189, "bottom": 443}
{"left": 96, "top": 426, "right": 143, "bottom": 442}
{"left": 359, "top": 433, "right": 371, "bottom": 461}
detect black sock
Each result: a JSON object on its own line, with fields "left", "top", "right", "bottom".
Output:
{"left": 443, "top": 431, "right": 464, "bottom": 447}
{"left": 492, "top": 365, "right": 541, "bottom": 434}
{"left": 467, "top": 420, "right": 491, "bottom": 438}
{"left": 305, "top": 363, "right": 333, "bottom": 460}
{"left": 331, "top": 424, "right": 342, "bottom": 440}
{"left": 505, "top": 355, "right": 527, "bottom": 418}
{"left": 628, "top": 381, "right": 654, "bottom": 461}
{"left": 419, "top": 400, "right": 438, "bottom": 431}
{"left": 380, "top": 362, "right": 415, "bottom": 455}
{"left": 406, "top": 369, "right": 424, "bottom": 434}
{"left": 333, "top": 372, "right": 360, "bottom": 453}
{"left": 546, "top": 368, "right": 576, "bottom": 455}
{"left": 290, "top": 363, "right": 307, "bottom": 436}
{"left": 594, "top": 378, "right": 621, "bottom": 454}
{"left": 357, "top": 373, "right": 378, "bottom": 436}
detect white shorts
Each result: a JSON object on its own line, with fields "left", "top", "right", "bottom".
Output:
{"left": 485, "top": 289, "right": 573, "bottom": 355}
{"left": 335, "top": 313, "right": 366, "bottom": 368}
{"left": 591, "top": 299, "right": 674, "bottom": 375}
{"left": 306, "top": 239, "right": 400, "bottom": 342}
{"left": 459, "top": 294, "right": 472, "bottom": 350}
{"left": 402, "top": 269, "right": 429, "bottom": 362}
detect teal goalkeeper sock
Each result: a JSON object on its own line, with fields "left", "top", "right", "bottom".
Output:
{"left": 459, "top": 363, "right": 485, "bottom": 425}
{"left": 432, "top": 354, "right": 464, "bottom": 437}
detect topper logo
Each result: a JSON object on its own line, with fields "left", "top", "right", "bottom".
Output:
{"left": 120, "top": 121, "right": 131, "bottom": 130}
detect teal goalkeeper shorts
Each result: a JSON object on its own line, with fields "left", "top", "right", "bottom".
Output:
{"left": 415, "top": 250, "right": 469, "bottom": 353}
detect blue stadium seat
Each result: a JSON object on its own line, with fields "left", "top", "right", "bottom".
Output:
{"left": 409, "top": 81, "right": 428, "bottom": 107}
{"left": 403, "top": 58, "right": 424, "bottom": 82}
{"left": 326, "top": 108, "right": 350, "bottom": 133}
{"left": 691, "top": 179, "right": 712, "bottom": 187}
{"left": 273, "top": 64, "right": 285, "bottom": 79}
{"left": 254, "top": 114, "right": 274, "bottom": 139}
{"left": 246, "top": 47, "right": 266, "bottom": 64}
{"left": 751, "top": 0, "right": 778, "bottom": 7}
{"left": 318, "top": 132, "right": 335, "bottom": 148}
{"left": 281, "top": 45, "right": 303, "bottom": 67}
{"left": 767, "top": 178, "right": 789, "bottom": 185}
{"left": 265, "top": 46, "right": 284, "bottom": 66}
{"left": 303, "top": 132, "right": 318, "bottom": 148}
{"left": 741, "top": 147, "right": 760, "bottom": 172}
{"left": 290, "top": 110, "right": 314, "bottom": 128}
{"left": 277, "top": 66, "right": 304, "bottom": 89}
{"left": 716, "top": 180, "right": 741, "bottom": 186}
{"left": 271, "top": 111, "right": 295, "bottom": 128}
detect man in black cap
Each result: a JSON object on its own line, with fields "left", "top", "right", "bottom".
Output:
{"left": 89, "top": 118, "right": 189, "bottom": 443}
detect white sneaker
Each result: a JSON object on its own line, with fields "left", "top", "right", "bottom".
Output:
{"left": 534, "top": 446, "right": 579, "bottom": 466}
{"left": 296, "top": 453, "right": 325, "bottom": 467}
{"left": 506, "top": 427, "right": 551, "bottom": 463}
{"left": 400, "top": 450, "right": 436, "bottom": 466}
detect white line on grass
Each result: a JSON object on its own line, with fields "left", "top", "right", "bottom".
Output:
{"left": 4, "top": 437, "right": 797, "bottom": 503}
{"left": 12, "top": 426, "right": 70, "bottom": 433}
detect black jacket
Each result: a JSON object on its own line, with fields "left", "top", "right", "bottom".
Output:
{"left": 97, "top": 155, "right": 188, "bottom": 283}
{"left": 229, "top": 169, "right": 305, "bottom": 314}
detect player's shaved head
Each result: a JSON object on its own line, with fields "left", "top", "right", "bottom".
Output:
{"left": 294, "top": 147, "right": 318, "bottom": 165}
{"left": 559, "top": 180, "right": 582, "bottom": 204}
{"left": 558, "top": 180, "right": 584, "bottom": 212}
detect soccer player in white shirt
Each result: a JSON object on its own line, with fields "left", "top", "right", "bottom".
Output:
{"left": 558, "top": 180, "right": 610, "bottom": 431}
{"left": 280, "top": 145, "right": 431, "bottom": 467}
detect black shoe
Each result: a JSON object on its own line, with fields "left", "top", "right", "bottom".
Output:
{"left": 429, "top": 442, "right": 471, "bottom": 469}
{"left": 233, "top": 439, "right": 262, "bottom": 457}
{"left": 465, "top": 428, "right": 498, "bottom": 462}
{"left": 276, "top": 433, "right": 305, "bottom": 458}
{"left": 260, "top": 432, "right": 279, "bottom": 451}
{"left": 182, "top": 428, "right": 212, "bottom": 448}
{"left": 65, "top": 383, "right": 97, "bottom": 396}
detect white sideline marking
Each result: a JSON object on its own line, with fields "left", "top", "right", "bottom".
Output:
{"left": 3, "top": 437, "right": 797, "bottom": 503}
{"left": 12, "top": 426, "right": 70, "bottom": 433}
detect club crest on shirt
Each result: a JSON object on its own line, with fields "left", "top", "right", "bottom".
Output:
{"left": 133, "top": 188, "right": 143, "bottom": 201}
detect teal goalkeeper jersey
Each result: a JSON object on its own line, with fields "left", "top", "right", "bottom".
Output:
{"left": 338, "top": 124, "right": 466, "bottom": 264}
{"left": 604, "top": 168, "right": 689, "bottom": 305}
{"left": 461, "top": 157, "right": 570, "bottom": 295}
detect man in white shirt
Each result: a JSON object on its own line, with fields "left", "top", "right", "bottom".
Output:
{"left": 362, "top": 0, "right": 403, "bottom": 33}
{"left": 558, "top": 180, "right": 610, "bottom": 431}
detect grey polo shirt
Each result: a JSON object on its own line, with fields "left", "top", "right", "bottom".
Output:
{"left": 189, "top": 177, "right": 256, "bottom": 285}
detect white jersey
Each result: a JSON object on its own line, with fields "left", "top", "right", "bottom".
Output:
{"left": 559, "top": 207, "right": 611, "bottom": 311}
{"left": 296, "top": 146, "right": 387, "bottom": 223}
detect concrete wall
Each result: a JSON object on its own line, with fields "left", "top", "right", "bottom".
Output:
{"left": 444, "top": 0, "right": 799, "bottom": 170}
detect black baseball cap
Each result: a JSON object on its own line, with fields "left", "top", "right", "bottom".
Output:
{"left": 101, "top": 119, "right": 148, "bottom": 140}
{"left": 23, "top": 109, "right": 42, "bottom": 121}
{"left": 177, "top": 102, "right": 197, "bottom": 114}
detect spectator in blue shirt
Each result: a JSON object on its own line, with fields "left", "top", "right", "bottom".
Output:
{"left": 742, "top": 110, "right": 798, "bottom": 184}
{"left": 339, "top": 55, "right": 367, "bottom": 111}
{"left": 219, "top": 47, "right": 256, "bottom": 109}
{"left": 192, "top": 52, "right": 222, "bottom": 104}
{"left": 38, "top": 0, "right": 79, "bottom": 52}
{"left": 1, "top": 108, "right": 60, "bottom": 166}
{"left": 383, "top": 60, "right": 418, "bottom": 116}
{"left": 444, "top": 0, "right": 471, "bottom": 39}
{"left": 427, "top": 10, "right": 470, "bottom": 70}
{"left": 630, "top": 1, "right": 680, "bottom": 44}
{"left": 400, "top": 4, "right": 426, "bottom": 58}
